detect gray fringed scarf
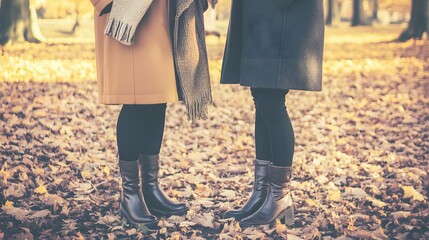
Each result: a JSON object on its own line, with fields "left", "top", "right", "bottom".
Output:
{"left": 104, "top": 0, "right": 212, "bottom": 120}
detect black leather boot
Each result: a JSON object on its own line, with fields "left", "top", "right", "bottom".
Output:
{"left": 240, "top": 165, "right": 294, "bottom": 228}
{"left": 119, "top": 160, "right": 158, "bottom": 231}
{"left": 139, "top": 155, "right": 188, "bottom": 217}
{"left": 223, "top": 159, "right": 271, "bottom": 220}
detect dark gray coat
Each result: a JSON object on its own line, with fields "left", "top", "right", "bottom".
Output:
{"left": 220, "top": 0, "right": 325, "bottom": 91}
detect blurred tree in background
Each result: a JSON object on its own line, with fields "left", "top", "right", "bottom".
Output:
{"left": 0, "top": 0, "right": 43, "bottom": 44}
{"left": 0, "top": 0, "right": 424, "bottom": 44}
{"left": 326, "top": 0, "right": 344, "bottom": 26}
{"left": 352, "top": 0, "right": 367, "bottom": 25}
{"left": 372, "top": 0, "right": 379, "bottom": 22}
{"left": 397, "top": 0, "right": 429, "bottom": 41}
{"left": 0, "top": 0, "right": 91, "bottom": 44}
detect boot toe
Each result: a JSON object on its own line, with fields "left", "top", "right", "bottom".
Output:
{"left": 223, "top": 210, "right": 245, "bottom": 220}
{"left": 167, "top": 202, "right": 189, "bottom": 216}
{"left": 142, "top": 219, "right": 159, "bottom": 231}
{"left": 238, "top": 219, "right": 251, "bottom": 229}
{"left": 149, "top": 203, "right": 189, "bottom": 217}
{"left": 174, "top": 203, "right": 189, "bottom": 213}
{"left": 239, "top": 216, "right": 260, "bottom": 229}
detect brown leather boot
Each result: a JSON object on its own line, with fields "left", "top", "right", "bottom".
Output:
{"left": 240, "top": 165, "right": 294, "bottom": 228}
{"left": 223, "top": 159, "right": 271, "bottom": 220}
{"left": 119, "top": 160, "right": 158, "bottom": 230}
{"left": 139, "top": 155, "right": 188, "bottom": 217}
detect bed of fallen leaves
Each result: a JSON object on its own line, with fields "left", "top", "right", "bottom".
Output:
{"left": 0, "top": 26, "right": 428, "bottom": 239}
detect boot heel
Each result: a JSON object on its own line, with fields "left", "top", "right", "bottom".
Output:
{"left": 119, "top": 207, "right": 159, "bottom": 232}
{"left": 119, "top": 207, "right": 131, "bottom": 227}
{"left": 279, "top": 206, "right": 294, "bottom": 227}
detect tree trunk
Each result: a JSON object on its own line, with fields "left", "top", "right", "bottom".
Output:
{"left": 70, "top": 5, "right": 81, "bottom": 35}
{"left": 326, "top": 0, "right": 342, "bottom": 26}
{"left": 372, "top": 0, "right": 379, "bottom": 22}
{"left": 397, "top": 0, "right": 429, "bottom": 42}
{"left": 0, "top": 0, "right": 43, "bottom": 44}
{"left": 351, "top": 0, "right": 367, "bottom": 26}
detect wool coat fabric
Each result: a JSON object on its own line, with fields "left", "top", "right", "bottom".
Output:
{"left": 221, "top": 0, "right": 325, "bottom": 91}
{"left": 90, "top": 0, "right": 212, "bottom": 120}
{"left": 92, "top": 0, "right": 178, "bottom": 104}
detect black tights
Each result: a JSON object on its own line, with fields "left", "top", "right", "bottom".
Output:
{"left": 251, "top": 88, "right": 295, "bottom": 167}
{"left": 116, "top": 104, "right": 166, "bottom": 161}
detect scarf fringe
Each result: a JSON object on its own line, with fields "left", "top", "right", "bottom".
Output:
{"left": 185, "top": 90, "right": 213, "bottom": 121}
{"left": 104, "top": 18, "right": 136, "bottom": 46}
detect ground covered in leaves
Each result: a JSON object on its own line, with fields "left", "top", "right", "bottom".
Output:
{"left": 0, "top": 26, "right": 428, "bottom": 239}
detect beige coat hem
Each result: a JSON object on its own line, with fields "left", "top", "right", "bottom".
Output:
{"left": 93, "top": 0, "right": 179, "bottom": 105}
{"left": 98, "top": 94, "right": 179, "bottom": 105}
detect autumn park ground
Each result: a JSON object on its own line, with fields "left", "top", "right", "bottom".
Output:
{"left": 0, "top": 22, "right": 428, "bottom": 239}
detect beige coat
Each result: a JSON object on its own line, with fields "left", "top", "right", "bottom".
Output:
{"left": 90, "top": 0, "right": 179, "bottom": 104}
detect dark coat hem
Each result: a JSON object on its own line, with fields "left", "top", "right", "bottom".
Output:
{"left": 220, "top": 0, "right": 324, "bottom": 92}
{"left": 220, "top": 82, "right": 322, "bottom": 92}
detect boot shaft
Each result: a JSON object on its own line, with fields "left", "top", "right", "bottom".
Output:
{"left": 139, "top": 154, "right": 160, "bottom": 186}
{"left": 118, "top": 160, "right": 158, "bottom": 227}
{"left": 269, "top": 165, "right": 292, "bottom": 200}
{"left": 119, "top": 160, "right": 141, "bottom": 192}
{"left": 254, "top": 159, "right": 271, "bottom": 190}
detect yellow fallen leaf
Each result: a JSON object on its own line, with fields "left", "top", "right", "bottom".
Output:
{"left": 366, "top": 196, "right": 387, "bottom": 208}
{"left": 81, "top": 171, "right": 91, "bottom": 179}
{"left": 33, "top": 167, "right": 45, "bottom": 175}
{"left": 76, "top": 232, "right": 85, "bottom": 240}
{"left": 11, "top": 105, "right": 23, "bottom": 113}
{"left": 171, "top": 232, "right": 182, "bottom": 240}
{"left": 35, "top": 185, "right": 48, "bottom": 195}
{"left": 103, "top": 166, "right": 110, "bottom": 176}
{"left": 33, "top": 109, "right": 47, "bottom": 117}
{"left": 305, "top": 198, "right": 317, "bottom": 206}
{"left": 402, "top": 186, "right": 425, "bottom": 201}
{"left": 327, "top": 190, "right": 341, "bottom": 202}
{"left": 180, "top": 160, "right": 190, "bottom": 170}
{"left": 4, "top": 200, "right": 14, "bottom": 208}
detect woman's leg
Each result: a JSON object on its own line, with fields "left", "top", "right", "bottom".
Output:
{"left": 116, "top": 104, "right": 167, "bottom": 159}
{"left": 137, "top": 104, "right": 167, "bottom": 155}
{"left": 117, "top": 105, "right": 145, "bottom": 161}
{"left": 255, "top": 110, "right": 272, "bottom": 161}
{"left": 116, "top": 104, "right": 159, "bottom": 229}
{"left": 251, "top": 88, "right": 295, "bottom": 167}
{"left": 239, "top": 88, "right": 295, "bottom": 228}
{"left": 133, "top": 104, "right": 189, "bottom": 217}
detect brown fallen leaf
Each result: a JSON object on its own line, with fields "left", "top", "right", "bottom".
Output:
{"left": 97, "top": 214, "right": 118, "bottom": 225}
{"left": 391, "top": 211, "right": 411, "bottom": 220}
{"left": 4, "top": 184, "right": 26, "bottom": 198}
{"left": 372, "top": 227, "right": 388, "bottom": 239}
{"left": 126, "top": 228, "right": 137, "bottom": 236}
{"left": 346, "top": 229, "right": 372, "bottom": 239}
{"left": 190, "top": 212, "right": 214, "bottom": 228}
{"left": 28, "top": 209, "right": 50, "bottom": 219}
{"left": 220, "top": 190, "right": 236, "bottom": 199}
{"left": 2, "top": 205, "right": 31, "bottom": 221}
{"left": 366, "top": 196, "right": 387, "bottom": 208}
